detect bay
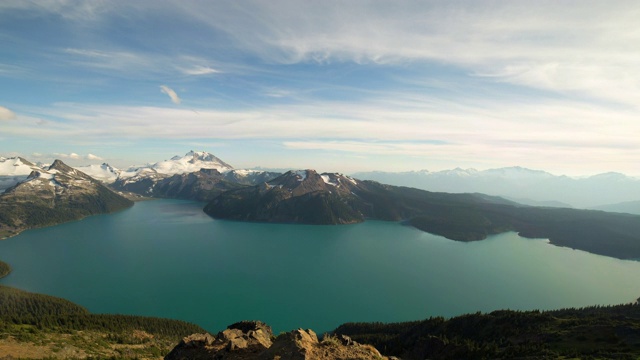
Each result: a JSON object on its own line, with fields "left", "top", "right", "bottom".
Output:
{"left": 1, "top": 199, "right": 640, "bottom": 334}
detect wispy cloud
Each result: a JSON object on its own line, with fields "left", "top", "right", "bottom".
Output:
{"left": 160, "top": 85, "right": 181, "bottom": 105}
{"left": 181, "top": 65, "right": 220, "bottom": 76}
{"left": 54, "top": 152, "right": 81, "bottom": 159}
{"left": 0, "top": 106, "right": 16, "bottom": 120}
{"left": 50, "top": 152, "right": 103, "bottom": 161}
{"left": 175, "top": 1, "right": 640, "bottom": 107}
{"left": 87, "top": 153, "right": 103, "bottom": 160}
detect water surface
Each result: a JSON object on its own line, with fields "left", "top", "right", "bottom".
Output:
{"left": 1, "top": 199, "right": 640, "bottom": 333}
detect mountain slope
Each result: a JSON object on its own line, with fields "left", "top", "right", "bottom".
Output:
{"left": 204, "top": 169, "right": 517, "bottom": 225}
{"left": 204, "top": 170, "right": 365, "bottom": 224}
{"left": 0, "top": 159, "right": 133, "bottom": 238}
{"left": 593, "top": 200, "right": 640, "bottom": 215}
{"left": 205, "top": 170, "right": 640, "bottom": 259}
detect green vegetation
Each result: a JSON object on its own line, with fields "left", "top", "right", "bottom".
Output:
{"left": 335, "top": 301, "right": 640, "bottom": 359}
{"left": 0, "top": 285, "right": 205, "bottom": 358}
{"left": 0, "top": 260, "right": 10, "bottom": 279}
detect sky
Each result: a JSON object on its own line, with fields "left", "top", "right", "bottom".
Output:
{"left": 1, "top": 1, "right": 639, "bottom": 176}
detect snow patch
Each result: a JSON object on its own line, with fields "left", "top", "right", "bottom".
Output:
{"left": 74, "top": 163, "right": 120, "bottom": 183}
{"left": 0, "top": 157, "right": 39, "bottom": 176}
{"left": 321, "top": 175, "right": 337, "bottom": 186}
{"left": 294, "top": 170, "right": 307, "bottom": 181}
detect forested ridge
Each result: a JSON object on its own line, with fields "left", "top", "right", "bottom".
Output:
{"left": 0, "top": 285, "right": 205, "bottom": 358}
{"left": 335, "top": 300, "right": 640, "bottom": 359}
{"left": 0, "top": 261, "right": 10, "bottom": 279}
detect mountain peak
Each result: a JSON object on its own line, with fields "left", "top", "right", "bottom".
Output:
{"left": 157, "top": 151, "right": 233, "bottom": 175}
{"left": 48, "top": 159, "right": 74, "bottom": 172}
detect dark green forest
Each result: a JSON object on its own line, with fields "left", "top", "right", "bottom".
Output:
{"left": 0, "top": 285, "right": 204, "bottom": 339}
{"left": 335, "top": 300, "right": 640, "bottom": 359}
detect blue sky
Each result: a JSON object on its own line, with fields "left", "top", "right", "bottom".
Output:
{"left": 1, "top": 1, "right": 639, "bottom": 176}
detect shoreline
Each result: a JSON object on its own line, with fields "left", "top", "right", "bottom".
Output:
{"left": 0, "top": 260, "right": 11, "bottom": 279}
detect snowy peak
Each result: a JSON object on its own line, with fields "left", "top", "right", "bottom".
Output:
{"left": 0, "top": 157, "right": 46, "bottom": 193}
{"left": 482, "top": 166, "right": 554, "bottom": 179}
{"left": 434, "top": 167, "right": 479, "bottom": 177}
{"left": 74, "top": 163, "right": 121, "bottom": 184}
{"left": 266, "top": 170, "right": 359, "bottom": 196}
{"left": 0, "top": 156, "right": 42, "bottom": 176}
{"left": 152, "top": 151, "right": 234, "bottom": 176}
{"left": 8, "top": 159, "right": 99, "bottom": 195}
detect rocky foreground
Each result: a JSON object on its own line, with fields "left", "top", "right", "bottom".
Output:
{"left": 165, "top": 321, "right": 390, "bottom": 360}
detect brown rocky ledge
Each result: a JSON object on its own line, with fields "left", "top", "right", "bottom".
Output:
{"left": 165, "top": 320, "right": 391, "bottom": 360}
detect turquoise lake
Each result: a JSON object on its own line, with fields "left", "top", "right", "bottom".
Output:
{"left": 1, "top": 199, "right": 640, "bottom": 334}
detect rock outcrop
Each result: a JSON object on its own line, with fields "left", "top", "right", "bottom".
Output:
{"left": 165, "top": 321, "right": 389, "bottom": 360}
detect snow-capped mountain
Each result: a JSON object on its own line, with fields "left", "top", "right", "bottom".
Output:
{"left": 0, "top": 157, "right": 45, "bottom": 193}
{"left": 74, "top": 163, "right": 121, "bottom": 184}
{"left": 106, "top": 151, "right": 281, "bottom": 201}
{"left": 352, "top": 167, "right": 640, "bottom": 209}
{"left": 104, "top": 151, "right": 236, "bottom": 183}
{"left": 0, "top": 160, "right": 132, "bottom": 238}
{"left": 148, "top": 150, "right": 233, "bottom": 176}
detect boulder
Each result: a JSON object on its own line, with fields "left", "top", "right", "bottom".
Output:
{"left": 165, "top": 321, "right": 388, "bottom": 360}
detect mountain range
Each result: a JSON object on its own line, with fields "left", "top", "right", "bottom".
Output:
{"left": 77, "top": 151, "right": 281, "bottom": 201}
{"left": 353, "top": 167, "right": 640, "bottom": 209}
{"left": 3, "top": 151, "right": 640, "bottom": 259}
{"left": 0, "top": 159, "right": 132, "bottom": 239}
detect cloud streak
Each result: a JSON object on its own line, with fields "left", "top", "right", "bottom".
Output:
{"left": 175, "top": 1, "right": 640, "bottom": 107}
{"left": 160, "top": 85, "right": 181, "bottom": 104}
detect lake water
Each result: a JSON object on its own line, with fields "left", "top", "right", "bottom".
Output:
{"left": 1, "top": 199, "right": 640, "bottom": 334}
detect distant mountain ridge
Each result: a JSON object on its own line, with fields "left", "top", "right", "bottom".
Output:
{"left": 353, "top": 167, "right": 640, "bottom": 208}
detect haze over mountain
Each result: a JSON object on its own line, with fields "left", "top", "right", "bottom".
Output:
{"left": 353, "top": 167, "right": 640, "bottom": 209}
